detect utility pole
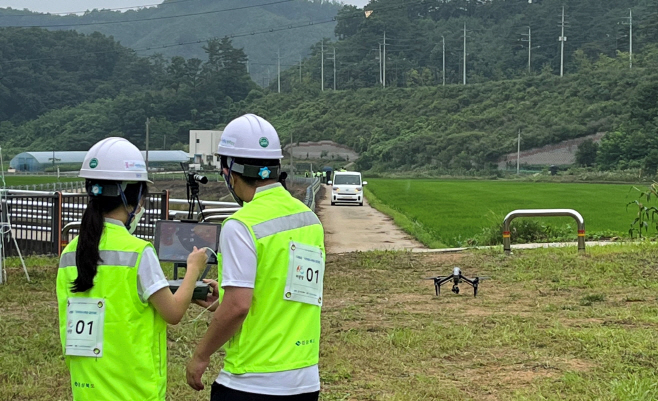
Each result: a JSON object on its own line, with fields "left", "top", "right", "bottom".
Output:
{"left": 630, "top": 9, "right": 633, "bottom": 69}
{"left": 559, "top": 6, "right": 566, "bottom": 77}
{"left": 321, "top": 41, "right": 324, "bottom": 92}
{"left": 383, "top": 30, "right": 386, "bottom": 88}
{"left": 442, "top": 35, "right": 445, "bottom": 86}
{"left": 299, "top": 55, "right": 302, "bottom": 82}
{"left": 463, "top": 23, "right": 467, "bottom": 85}
{"left": 333, "top": 47, "right": 337, "bottom": 91}
{"left": 326, "top": 47, "right": 336, "bottom": 90}
{"left": 623, "top": 9, "right": 633, "bottom": 68}
{"left": 517, "top": 130, "right": 521, "bottom": 175}
{"left": 521, "top": 26, "right": 532, "bottom": 73}
{"left": 145, "top": 117, "right": 150, "bottom": 178}
{"left": 163, "top": 134, "right": 166, "bottom": 150}
{"left": 246, "top": 58, "right": 250, "bottom": 74}
{"left": 277, "top": 48, "right": 281, "bottom": 93}
{"left": 378, "top": 43, "right": 382, "bottom": 85}
{"left": 290, "top": 132, "right": 294, "bottom": 179}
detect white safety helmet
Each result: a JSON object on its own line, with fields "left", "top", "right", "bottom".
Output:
{"left": 216, "top": 114, "right": 283, "bottom": 159}
{"left": 79, "top": 137, "right": 151, "bottom": 183}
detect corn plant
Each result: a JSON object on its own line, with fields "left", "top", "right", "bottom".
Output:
{"left": 627, "top": 183, "right": 658, "bottom": 238}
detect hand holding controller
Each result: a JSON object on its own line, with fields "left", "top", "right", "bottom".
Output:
{"left": 186, "top": 247, "right": 209, "bottom": 278}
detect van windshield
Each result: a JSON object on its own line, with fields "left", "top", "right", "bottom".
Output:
{"left": 334, "top": 174, "right": 361, "bottom": 185}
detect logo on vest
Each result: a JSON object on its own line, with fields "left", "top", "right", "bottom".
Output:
{"left": 295, "top": 339, "right": 315, "bottom": 346}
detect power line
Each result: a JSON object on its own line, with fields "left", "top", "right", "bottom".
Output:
{"left": 0, "top": 0, "right": 428, "bottom": 66}
{"left": 4, "top": 0, "right": 295, "bottom": 28}
{"left": 0, "top": 0, "right": 201, "bottom": 16}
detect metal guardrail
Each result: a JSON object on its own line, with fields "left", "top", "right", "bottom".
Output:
{"left": 503, "top": 209, "right": 586, "bottom": 254}
{"left": 8, "top": 176, "right": 322, "bottom": 257}
{"left": 303, "top": 177, "right": 322, "bottom": 212}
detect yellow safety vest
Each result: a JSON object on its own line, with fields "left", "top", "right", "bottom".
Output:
{"left": 219, "top": 184, "right": 325, "bottom": 374}
{"left": 57, "top": 222, "right": 167, "bottom": 401}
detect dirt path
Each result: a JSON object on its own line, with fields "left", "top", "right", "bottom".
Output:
{"left": 316, "top": 187, "right": 424, "bottom": 254}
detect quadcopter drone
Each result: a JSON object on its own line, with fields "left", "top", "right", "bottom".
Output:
{"left": 426, "top": 267, "right": 489, "bottom": 297}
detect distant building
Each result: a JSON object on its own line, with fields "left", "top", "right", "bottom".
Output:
{"left": 10, "top": 150, "right": 190, "bottom": 172}
{"left": 189, "top": 130, "right": 223, "bottom": 169}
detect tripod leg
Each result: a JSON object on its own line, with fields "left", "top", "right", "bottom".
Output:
{"left": 12, "top": 233, "right": 29, "bottom": 282}
{"left": 195, "top": 195, "right": 205, "bottom": 221}
{"left": 0, "top": 238, "right": 4, "bottom": 284}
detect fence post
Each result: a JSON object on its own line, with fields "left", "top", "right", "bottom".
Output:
{"left": 162, "top": 190, "right": 169, "bottom": 221}
{"left": 53, "top": 192, "right": 63, "bottom": 255}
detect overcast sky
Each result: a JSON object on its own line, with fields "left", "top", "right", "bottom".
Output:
{"left": 0, "top": 0, "right": 369, "bottom": 14}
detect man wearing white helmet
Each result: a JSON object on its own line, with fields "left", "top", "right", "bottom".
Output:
{"left": 186, "top": 114, "right": 325, "bottom": 401}
{"left": 57, "top": 137, "right": 207, "bottom": 401}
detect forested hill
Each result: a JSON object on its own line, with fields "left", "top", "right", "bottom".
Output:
{"left": 244, "top": 49, "right": 658, "bottom": 172}
{"left": 0, "top": 28, "right": 160, "bottom": 123}
{"left": 0, "top": 0, "right": 339, "bottom": 86}
{"left": 279, "top": 0, "right": 658, "bottom": 90}
{"left": 2, "top": 0, "right": 658, "bottom": 173}
{"left": 0, "top": 28, "right": 258, "bottom": 152}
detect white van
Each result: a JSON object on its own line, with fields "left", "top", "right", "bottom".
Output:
{"left": 328, "top": 171, "right": 367, "bottom": 206}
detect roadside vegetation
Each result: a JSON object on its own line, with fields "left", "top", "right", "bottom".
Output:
{"left": 4, "top": 245, "right": 658, "bottom": 400}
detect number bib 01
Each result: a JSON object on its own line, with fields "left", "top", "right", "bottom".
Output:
{"left": 284, "top": 242, "right": 324, "bottom": 306}
{"left": 65, "top": 298, "right": 106, "bottom": 357}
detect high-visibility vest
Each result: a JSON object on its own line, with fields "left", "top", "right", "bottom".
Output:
{"left": 219, "top": 184, "right": 325, "bottom": 374}
{"left": 57, "top": 222, "right": 167, "bottom": 401}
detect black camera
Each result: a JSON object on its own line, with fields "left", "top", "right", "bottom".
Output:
{"left": 180, "top": 162, "right": 209, "bottom": 220}
{"left": 187, "top": 172, "right": 208, "bottom": 184}
{"left": 188, "top": 173, "right": 208, "bottom": 184}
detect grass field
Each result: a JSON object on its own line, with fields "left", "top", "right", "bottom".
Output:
{"left": 3, "top": 246, "right": 658, "bottom": 400}
{"left": 2, "top": 176, "right": 82, "bottom": 186}
{"left": 366, "top": 179, "right": 644, "bottom": 247}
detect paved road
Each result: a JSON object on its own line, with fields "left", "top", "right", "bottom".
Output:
{"left": 316, "top": 188, "right": 424, "bottom": 254}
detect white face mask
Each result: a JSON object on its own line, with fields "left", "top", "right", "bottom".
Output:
{"left": 128, "top": 206, "right": 146, "bottom": 234}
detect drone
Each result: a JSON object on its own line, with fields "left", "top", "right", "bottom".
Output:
{"left": 426, "top": 267, "right": 489, "bottom": 297}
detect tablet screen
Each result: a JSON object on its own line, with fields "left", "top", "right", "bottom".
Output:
{"left": 154, "top": 221, "right": 220, "bottom": 264}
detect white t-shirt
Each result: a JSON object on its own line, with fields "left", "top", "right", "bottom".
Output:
{"left": 137, "top": 247, "right": 169, "bottom": 302}
{"left": 105, "top": 219, "right": 169, "bottom": 302}
{"left": 215, "top": 218, "right": 320, "bottom": 396}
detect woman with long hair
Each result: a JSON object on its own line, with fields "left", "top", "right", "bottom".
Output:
{"left": 57, "top": 137, "right": 208, "bottom": 400}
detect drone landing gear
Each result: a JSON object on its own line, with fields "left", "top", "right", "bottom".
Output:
{"left": 429, "top": 268, "right": 482, "bottom": 297}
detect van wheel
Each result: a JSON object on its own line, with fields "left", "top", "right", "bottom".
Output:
{"left": 359, "top": 202, "right": 363, "bottom": 206}
{"left": 331, "top": 202, "right": 336, "bottom": 206}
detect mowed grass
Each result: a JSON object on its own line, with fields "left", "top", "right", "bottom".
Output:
{"left": 367, "top": 179, "right": 642, "bottom": 247}
{"left": 2, "top": 176, "right": 82, "bottom": 186}
{"left": 3, "top": 246, "right": 658, "bottom": 400}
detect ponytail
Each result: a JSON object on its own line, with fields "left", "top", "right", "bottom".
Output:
{"left": 71, "top": 181, "right": 148, "bottom": 293}
{"left": 72, "top": 198, "right": 104, "bottom": 293}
